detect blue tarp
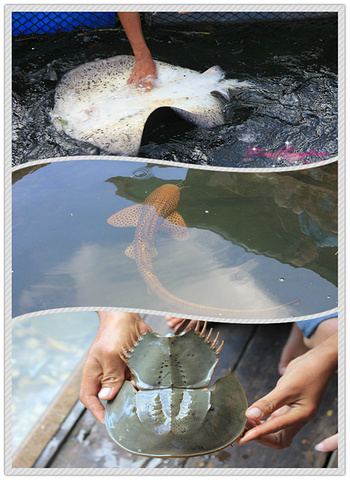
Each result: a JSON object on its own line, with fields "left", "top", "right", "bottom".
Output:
{"left": 12, "top": 12, "right": 116, "bottom": 36}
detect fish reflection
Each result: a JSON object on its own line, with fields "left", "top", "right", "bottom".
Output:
{"left": 107, "top": 184, "right": 298, "bottom": 317}
{"left": 12, "top": 160, "right": 337, "bottom": 318}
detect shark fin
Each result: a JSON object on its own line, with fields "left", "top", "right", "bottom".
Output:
{"left": 125, "top": 244, "right": 136, "bottom": 259}
{"left": 107, "top": 205, "right": 143, "bottom": 227}
{"left": 160, "top": 213, "right": 189, "bottom": 241}
{"left": 125, "top": 242, "right": 158, "bottom": 259}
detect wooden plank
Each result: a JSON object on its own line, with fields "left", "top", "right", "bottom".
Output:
{"left": 48, "top": 410, "right": 151, "bottom": 468}
{"left": 34, "top": 401, "right": 86, "bottom": 468}
{"left": 327, "top": 450, "right": 338, "bottom": 468}
{"left": 12, "top": 354, "right": 86, "bottom": 468}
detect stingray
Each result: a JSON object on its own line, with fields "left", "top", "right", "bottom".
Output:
{"left": 51, "top": 55, "right": 251, "bottom": 155}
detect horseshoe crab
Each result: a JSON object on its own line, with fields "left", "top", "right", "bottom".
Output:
{"left": 105, "top": 322, "right": 247, "bottom": 457}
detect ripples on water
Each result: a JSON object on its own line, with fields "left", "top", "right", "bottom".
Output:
{"left": 12, "top": 17, "right": 337, "bottom": 166}
{"left": 12, "top": 160, "right": 338, "bottom": 319}
{"left": 12, "top": 313, "right": 98, "bottom": 451}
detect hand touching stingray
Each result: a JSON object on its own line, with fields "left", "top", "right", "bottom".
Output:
{"left": 51, "top": 55, "right": 250, "bottom": 156}
{"left": 118, "top": 12, "right": 157, "bottom": 90}
{"left": 80, "top": 311, "right": 151, "bottom": 423}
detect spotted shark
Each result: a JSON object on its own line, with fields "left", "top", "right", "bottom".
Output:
{"left": 51, "top": 55, "right": 251, "bottom": 156}
{"left": 108, "top": 184, "right": 296, "bottom": 317}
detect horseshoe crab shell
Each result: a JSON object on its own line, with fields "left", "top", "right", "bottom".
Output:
{"left": 105, "top": 324, "right": 247, "bottom": 457}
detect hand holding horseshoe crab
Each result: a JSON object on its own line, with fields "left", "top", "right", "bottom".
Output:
{"left": 80, "top": 314, "right": 247, "bottom": 457}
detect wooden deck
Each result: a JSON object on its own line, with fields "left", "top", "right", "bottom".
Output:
{"left": 14, "top": 317, "right": 338, "bottom": 470}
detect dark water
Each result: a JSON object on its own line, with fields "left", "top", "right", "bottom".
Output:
{"left": 12, "top": 159, "right": 338, "bottom": 319}
{"left": 12, "top": 17, "right": 338, "bottom": 167}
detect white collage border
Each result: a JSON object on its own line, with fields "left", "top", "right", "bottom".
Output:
{"left": 4, "top": 3, "right": 346, "bottom": 476}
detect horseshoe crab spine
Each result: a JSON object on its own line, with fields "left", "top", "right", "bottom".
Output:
{"left": 120, "top": 325, "right": 147, "bottom": 362}
{"left": 120, "top": 320, "right": 224, "bottom": 365}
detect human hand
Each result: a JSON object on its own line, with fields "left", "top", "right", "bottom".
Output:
{"left": 237, "top": 406, "right": 306, "bottom": 449}
{"left": 315, "top": 433, "right": 338, "bottom": 452}
{"left": 127, "top": 53, "right": 157, "bottom": 90}
{"left": 79, "top": 311, "right": 151, "bottom": 423}
{"left": 237, "top": 333, "right": 337, "bottom": 449}
{"left": 166, "top": 317, "right": 197, "bottom": 331}
{"left": 117, "top": 13, "right": 157, "bottom": 90}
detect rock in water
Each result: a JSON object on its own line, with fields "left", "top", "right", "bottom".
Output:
{"left": 51, "top": 55, "right": 251, "bottom": 156}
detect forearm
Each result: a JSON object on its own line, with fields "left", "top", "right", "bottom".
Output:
{"left": 117, "top": 13, "right": 151, "bottom": 60}
{"left": 97, "top": 310, "right": 142, "bottom": 329}
{"left": 311, "top": 332, "right": 338, "bottom": 375}
{"left": 304, "top": 317, "right": 338, "bottom": 350}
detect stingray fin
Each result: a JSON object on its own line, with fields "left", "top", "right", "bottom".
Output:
{"left": 107, "top": 205, "right": 143, "bottom": 227}
{"left": 160, "top": 212, "right": 189, "bottom": 241}
{"left": 171, "top": 106, "right": 224, "bottom": 129}
{"left": 87, "top": 116, "right": 145, "bottom": 156}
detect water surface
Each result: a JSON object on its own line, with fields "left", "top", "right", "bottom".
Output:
{"left": 12, "top": 311, "right": 99, "bottom": 452}
{"left": 12, "top": 159, "right": 338, "bottom": 319}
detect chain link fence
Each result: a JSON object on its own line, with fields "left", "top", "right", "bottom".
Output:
{"left": 12, "top": 12, "right": 118, "bottom": 36}
{"left": 12, "top": 11, "right": 336, "bottom": 36}
{"left": 144, "top": 11, "right": 336, "bottom": 26}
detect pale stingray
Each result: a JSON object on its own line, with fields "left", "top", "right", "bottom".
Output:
{"left": 51, "top": 55, "right": 251, "bottom": 155}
